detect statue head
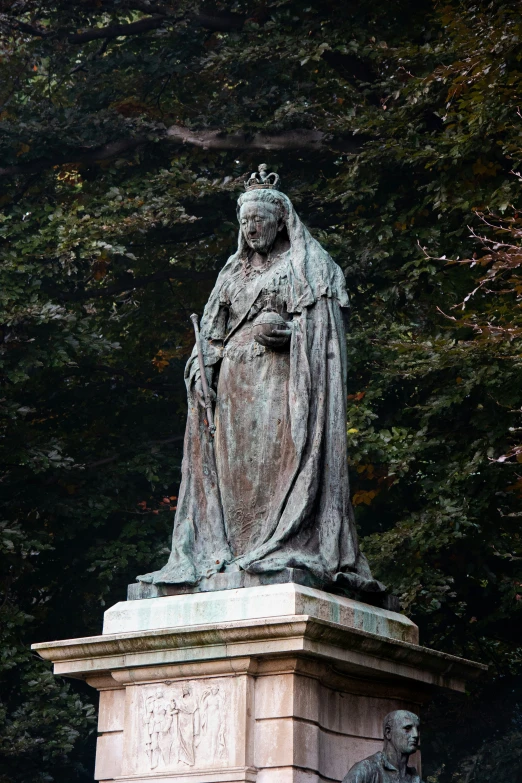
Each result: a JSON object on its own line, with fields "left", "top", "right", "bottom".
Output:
{"left": 228, "top": 165, "right": 349, "bottom": 314}
{"left": 237, "top": 190, "right": 286, "bottom": 254}
{"left": 237, "top": 165, "right": 287, "bottom": 254}
{"left": 383, "top": 710, "right": 420, "bottom": 757}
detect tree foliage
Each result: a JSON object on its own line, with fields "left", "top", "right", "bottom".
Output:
{"left": 0, "top": 1, "right": 521, "bottom": 781}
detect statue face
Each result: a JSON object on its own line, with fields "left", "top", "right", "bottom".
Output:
{"left": 239, "top": 201, "right": 281, "bottom": 253}
{"left": 386, "top": 712, "right": 419, "bottom": 755}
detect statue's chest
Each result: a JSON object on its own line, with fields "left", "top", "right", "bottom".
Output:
{"left": 225, "top": 262, "right": 289, "bottom": 326}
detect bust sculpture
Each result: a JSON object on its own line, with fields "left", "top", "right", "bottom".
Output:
{"left": 342, "top": 710, "right": 423, "bottom": 783}
{"left": 137, "top": 165, "right": 385, "bottom": 596}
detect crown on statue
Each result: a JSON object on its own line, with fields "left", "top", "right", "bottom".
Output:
{"left": 245, "top": 163, "right": 280, "bottom": 191}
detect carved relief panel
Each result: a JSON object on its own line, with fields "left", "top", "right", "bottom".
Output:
{"left": 122, "top": 677, "right": 237, "bottom": 776}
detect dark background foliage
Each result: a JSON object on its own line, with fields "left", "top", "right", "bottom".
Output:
{"left": 0, "top": 1, "right": 521, "bottom": 781}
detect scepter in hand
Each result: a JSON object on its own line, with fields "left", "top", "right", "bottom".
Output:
{"left": 190, "top": 313, "right": 216, "bottom": 438}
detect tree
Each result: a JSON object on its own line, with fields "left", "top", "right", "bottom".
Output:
{"left": 0, "top": 1, "right": 521, "bottom": 781}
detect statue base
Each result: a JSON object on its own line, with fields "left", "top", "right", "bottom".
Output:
{"left": 33, "top": 583, "right": 485, "bottom": 783}
{"left": 128, "top": 567, "right": 401, "bottom": 611}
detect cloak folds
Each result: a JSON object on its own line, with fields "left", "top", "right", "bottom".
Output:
{"left": 138, "top": 190, "right": 384, "bottom": 594}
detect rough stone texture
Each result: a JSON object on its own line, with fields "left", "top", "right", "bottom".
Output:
{"left": 109, "top": 583, "right": 417, "bottom": 643}
{"left": 33, "top": 588, "right": 485, "bottom": 783}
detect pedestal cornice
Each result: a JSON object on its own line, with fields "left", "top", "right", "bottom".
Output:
{"left": 33, "top": 613, "right": 485, "bottom": 693}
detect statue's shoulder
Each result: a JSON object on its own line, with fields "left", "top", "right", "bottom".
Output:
{"left": 204, "top": 255, "right": 239, "bottom": 306}
{"left": 215, "top": 256, "right": 237, "bottom": 285}
{"left": 341, "top": 751, "right": 383, "bottom": 782}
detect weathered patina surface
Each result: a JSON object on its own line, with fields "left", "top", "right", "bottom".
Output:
{"left": 342, "top": 710, "right": 423, "bottom": 783}
{"left": 137, "top": 167, "right": 384, "bottom": 594}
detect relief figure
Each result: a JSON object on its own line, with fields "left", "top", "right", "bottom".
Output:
{"left": 172, "top": 683, "right": 200, "bottom": 766}
{"left": 143, "top": 687, "right": 173, "bottom": 770}
{"left": 200, "top": 684, "right": 227, "bottom": 762}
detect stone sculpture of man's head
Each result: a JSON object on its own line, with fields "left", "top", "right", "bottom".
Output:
{"left": 383, "top": 710, "right": 420, "bottom": 757}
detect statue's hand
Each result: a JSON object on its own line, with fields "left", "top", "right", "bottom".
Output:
{"left": 195, "top": 377, "right": 216, "bottom": 407}
{"left": 254, "top": 326, "right": 292, "bottom": 350}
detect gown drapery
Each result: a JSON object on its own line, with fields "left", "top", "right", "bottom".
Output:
{"left": 137, "top": 190, "right": 384, "bottom": 594}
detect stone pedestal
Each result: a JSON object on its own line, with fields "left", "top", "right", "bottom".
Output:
{"left": 33, "top": 584, "right": 485, "bottom": 783}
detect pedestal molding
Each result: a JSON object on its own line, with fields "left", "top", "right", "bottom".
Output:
{"left": 32, "top": 614, "right": 485, "bottom": 693}
{"left": 110, "top": 766, "right": 258, "bottom": 783}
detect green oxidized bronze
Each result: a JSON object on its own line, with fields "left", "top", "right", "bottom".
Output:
{"left": 137, "top": 166, "right": 385, "bottom": 595}
{"left": 342, "top": 710, "right": 423, "bottom": 782}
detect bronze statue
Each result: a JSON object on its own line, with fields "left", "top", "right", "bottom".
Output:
{"left": 343, "top": 710, "right": 422, "bottom": 782}
{"left": 137, "top": 165, "right": 385, "bottom": 595}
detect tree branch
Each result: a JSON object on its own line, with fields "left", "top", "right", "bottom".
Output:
{"left": 0, "top": 17, "right": 50, "bottom": 38}
{"left": 120, "top": 2, "right": 245, "bottom": 31}
{"left": 0, "top": 126, "right": 364, "bottom": 178}
{"left": 68, "top": 14, "right": 168, "bottom": 44}
{"left": 165, "top": 125, "right": 363, "bottom": 153}
{"left": 0, "top": 12, "right": 171, "bottom": 42}
{"left": 1, "top": 4, "right": 245, "bottom": 45}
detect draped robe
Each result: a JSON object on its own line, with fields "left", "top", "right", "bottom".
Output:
{"left": 138, "top": 191, "right": 384, "bottom": 594}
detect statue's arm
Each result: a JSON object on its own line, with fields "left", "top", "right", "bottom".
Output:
{"left": 193, "top": 300, "right": 228, "bottom": 404}
{"left": 185, "top": 278, "right": 229, "bottom": 396}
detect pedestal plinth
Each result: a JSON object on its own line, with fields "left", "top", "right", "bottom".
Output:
{"left": 32, "top": 584, "right": 485, "bottom": 783}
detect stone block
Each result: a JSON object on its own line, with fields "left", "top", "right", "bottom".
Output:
{"left": 318, "top": 688, "right": 408, "bottom": 738}
{"left": 255, "top": 718, "right": 295, "bottom": 768}
{"left": 104, "top": 582, "right": 419, "bottom": 644}
{"left": 94, "top": 732, "right": 123, "bottom": 780}
{"left": 98, "top": 688, "right": 125, "bottom": 733}
{"left": 255, "top": 671, "right": 319, "bottom": 723}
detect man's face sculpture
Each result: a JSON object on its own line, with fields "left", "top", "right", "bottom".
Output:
{"left": 239, "top": 201, "right": 282, "bottom": 253}
{"left": 385, "top": 711, "right": 420, "bottom": 756}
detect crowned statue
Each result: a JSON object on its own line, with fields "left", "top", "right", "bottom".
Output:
{"left": 137, "top": 165, "right": 385, "bottom": 596}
